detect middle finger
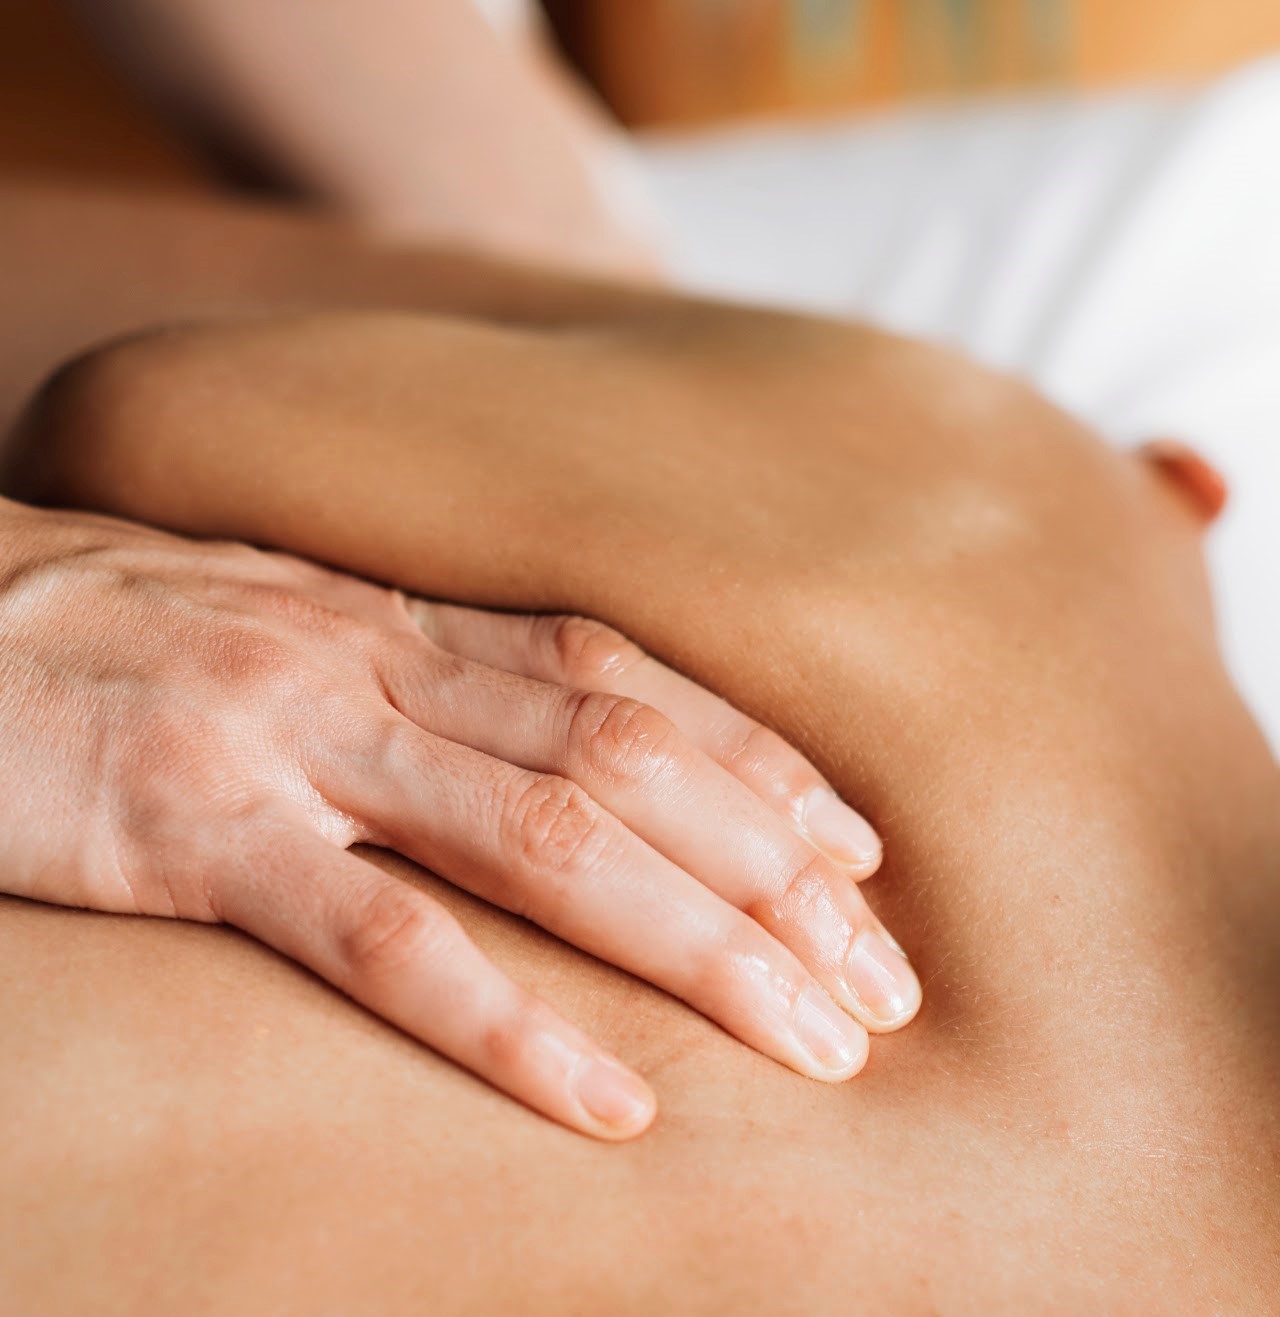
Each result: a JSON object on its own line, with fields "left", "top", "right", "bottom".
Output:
{"left": 381, "top": 643, "right": 920, "bottom": 1033}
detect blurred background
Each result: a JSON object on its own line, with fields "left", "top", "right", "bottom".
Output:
{"left": 6, "top": 0, "right": 1280, "bottom": 185}
{"left": 543, "top": 0, "right": 1280, "bottom": 125}
{"left": 2, "top": 0, "right": 1278, "bottom": 744}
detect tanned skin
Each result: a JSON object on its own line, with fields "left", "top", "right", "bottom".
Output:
{"left": 1, "top": 187, "right": 1276, "bottom": 1312}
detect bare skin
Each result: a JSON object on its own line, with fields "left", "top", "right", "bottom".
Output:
{"left": 5, "top": 263, "right": 1279, "bottom": 1310}
{"left": 8, "top": 495, "right": 925, "bottom": 1135}
{"left": 64, "top": 0, "right": 659, "bottom": 276}
{"left": 0, "top": 189, "right": 939, "bottom": 1137}
{"left": 0, "top": 183, "right": 670, "bottom": 444}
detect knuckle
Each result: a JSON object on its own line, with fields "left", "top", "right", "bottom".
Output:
{"left": 479, "top": 994, "right": 559, "bottom": 1075}
{"left": 684, "top": 911, "right": 778, "bottom": 1009}
{"left": 748, "top": 850, "right": 834, "bottom": 931}
{"left": 567, "top": 691, "right": 683, "bottom": 788}
{"left": 234, "top": 581, "right": 353, "bottom": 644}
{"left": 722, "top": 722, "right": 806, "bottom": 798}
{"left": 723, "top": 722, "right": 824, "bottom": 820}
{"left": 722, "top": 721, "right": 789, "bottom": 776}
{"left": 418, "top": 646, "right": 469, "bottom": 691}
{"left": 368, "top": 715, "right": 427, "bottom": 785}
{"left": 399, "top": 593, "right": 437, "bottom": 637}
{"left": 214, "top": 619, "right": 304, "bottom": 688}
{"left": 544, "top": 614, "right": 643, "bottom": 685}
{"left": 379, "top": 639, "right": 467, "bottom": 723}
{"left": 340, "top": 883, "right": 452, "bottom": 978}
{"left": 502, "top": 774, "right": 611, "bottom": 880}
{"left": 208, "top": 622, "right": 343, "bottom": 722}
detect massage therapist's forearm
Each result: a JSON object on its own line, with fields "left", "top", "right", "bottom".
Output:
{"left": 65, "top": 0, "right": 658, "bottom": 276}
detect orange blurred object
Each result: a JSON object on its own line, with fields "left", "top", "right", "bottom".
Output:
{"left": 4, "top": 0, "right": 1280, "bottom": 188}
{"left": 546, "top": 0, "right": 1280, "bottom": 126}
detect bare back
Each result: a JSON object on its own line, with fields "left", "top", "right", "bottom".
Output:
{"left": 1, "top": 190, "right": 1277, "bottom": 1315}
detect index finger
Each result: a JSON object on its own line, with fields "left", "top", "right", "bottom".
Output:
{"left": 417, "top": 606, "right": 882, "bottom": 876}
{"left": 211, "top": 813, "right": 657, "bottom": 1142}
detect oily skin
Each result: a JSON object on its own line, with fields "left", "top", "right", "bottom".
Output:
{"left": 0, "top": 490, "right": 935, "bottom": 1139}
{"left": 0, "top": 191, "right": 947, "bottom": 1138}
{"left": 2, "top": 513, "right": 1275, "bottom": 1314}
{"left": 19, "top": 311, "right": 1280, "bottom": 979}
{"left": 5, "top": 302, "right": 1279, "bottom": 1311}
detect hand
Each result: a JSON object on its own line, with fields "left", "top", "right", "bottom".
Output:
{"left": 0, "top": 499, "right": 918, "bottom": 1140}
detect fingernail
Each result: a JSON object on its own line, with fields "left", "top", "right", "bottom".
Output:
{"left": 793, "top": 984, "right": 868, "bottom": 1075}
{"left": 803, "top": 788, "right": 882, "bottom": 869}
{"left": 575, "top": 1057, "right": 655, "bottom": 1133}
{"left": 844, "top": 928, "right": 922, "bottom": 1030}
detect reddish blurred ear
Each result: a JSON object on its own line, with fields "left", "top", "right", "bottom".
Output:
{"left": 1139, "top": 439, "right": 1229, "bottom": 525}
